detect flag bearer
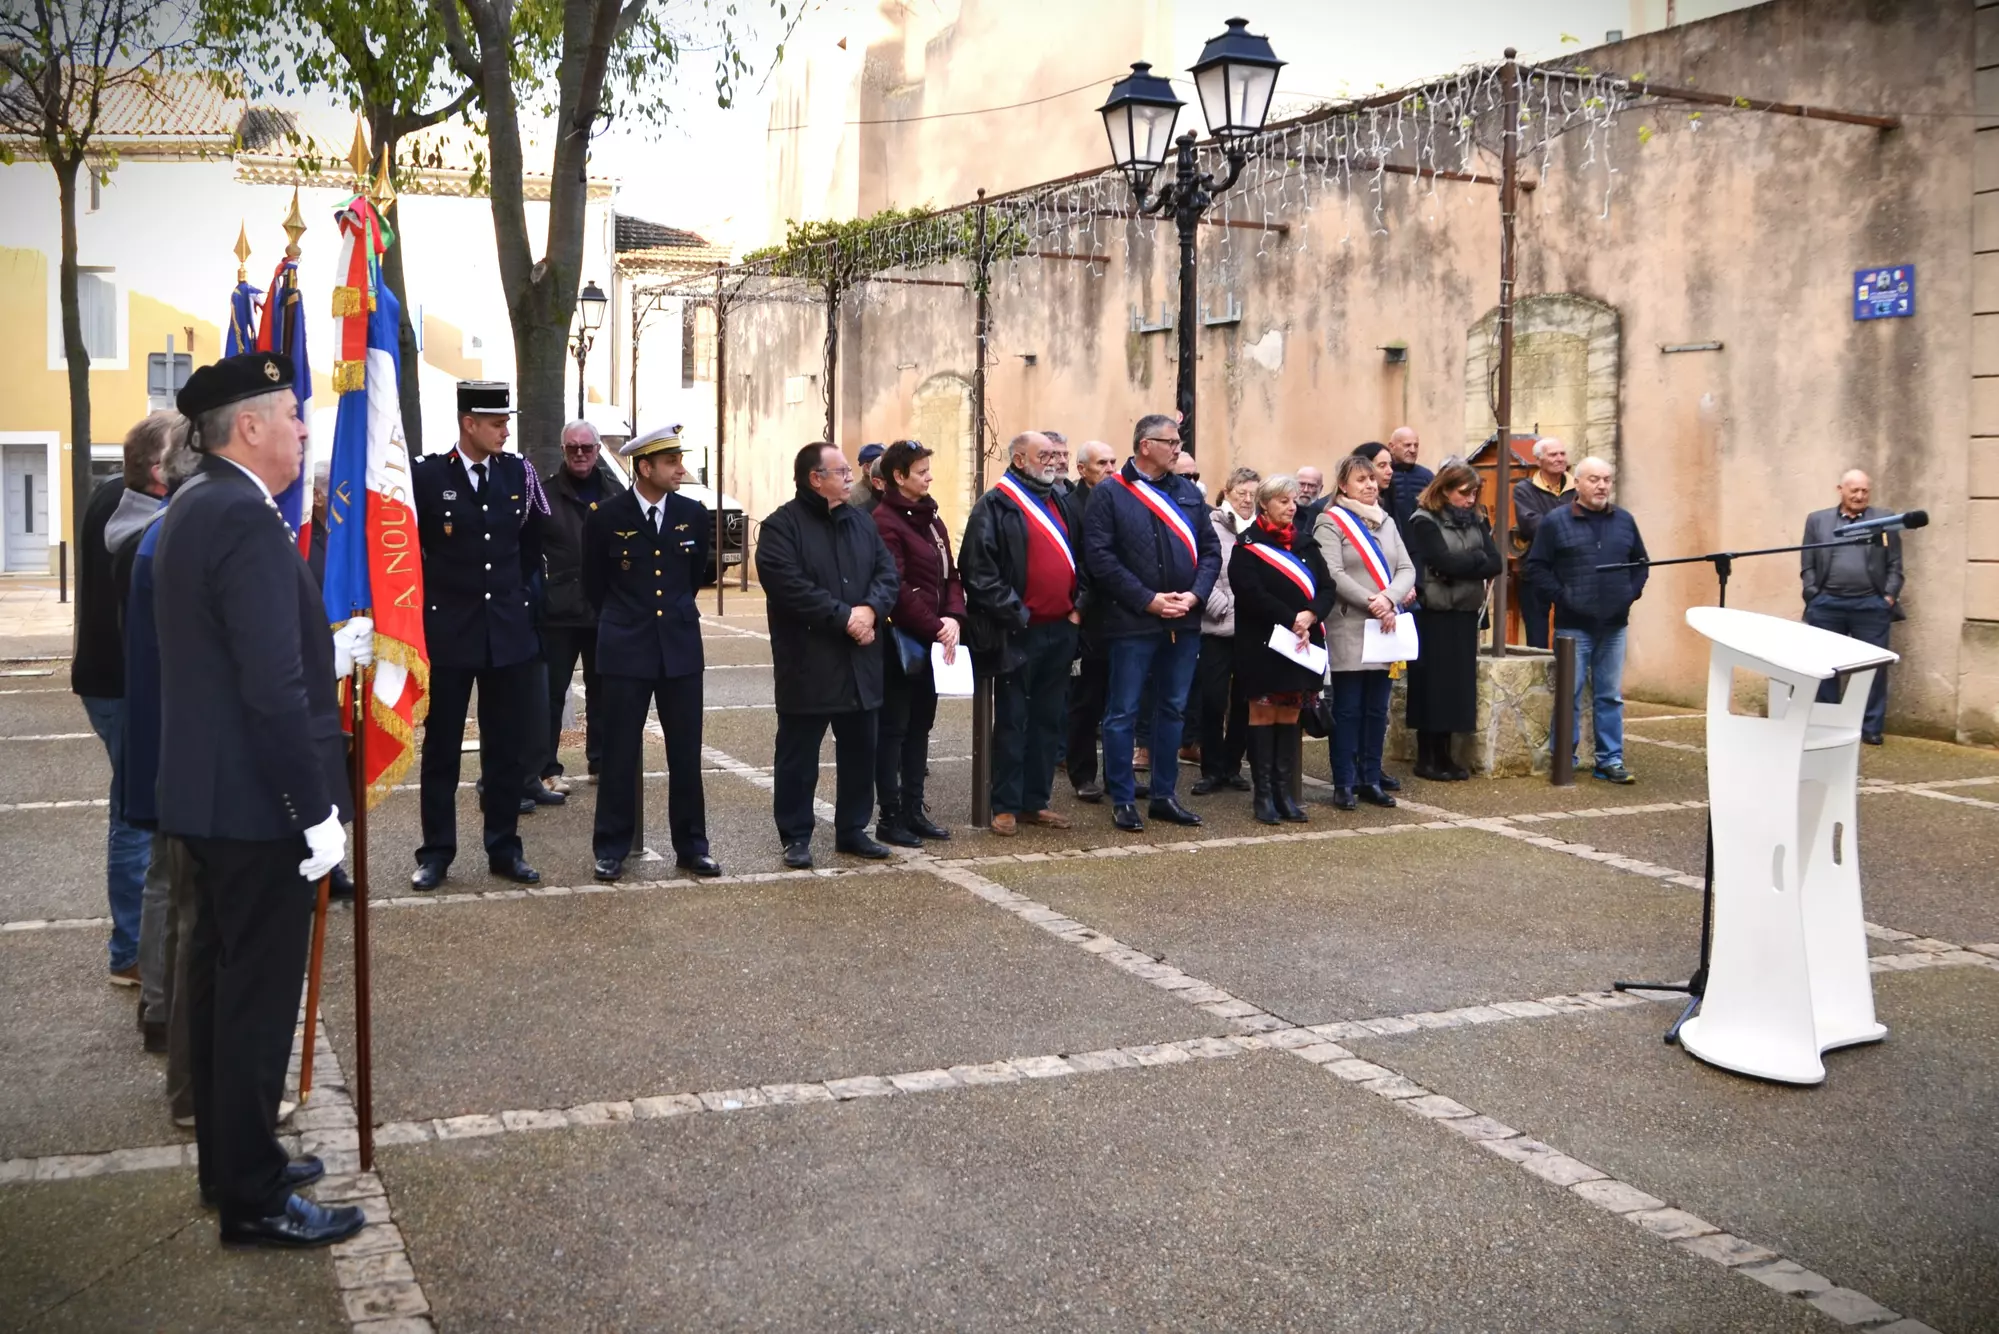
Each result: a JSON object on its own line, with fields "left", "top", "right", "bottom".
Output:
{"left": 584, "top": 425, "right": 720, "bottom": 882}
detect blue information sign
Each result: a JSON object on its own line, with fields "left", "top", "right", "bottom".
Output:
{"left": 1853, "top": 265, "right": 1914, "bottom": 321}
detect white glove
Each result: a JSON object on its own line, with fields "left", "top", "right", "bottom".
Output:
{"left": 331, "top": 617, "right": 375, "bottom": 678}
{"left": 299, "top": 807, "right": 346, "bottom": 882}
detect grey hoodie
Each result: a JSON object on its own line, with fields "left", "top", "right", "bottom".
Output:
{"left": 104, "top": 486, "right": 163, "bottom": 555}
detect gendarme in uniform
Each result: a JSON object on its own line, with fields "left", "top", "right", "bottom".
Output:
{"left": 583, "top": 425, "right": 718, "bottom": 880}
{"left": 409, "top": 381, "right": 545, "bottom": 888}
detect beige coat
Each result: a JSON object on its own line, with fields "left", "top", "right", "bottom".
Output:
{"left": 1313, "top": 498, "right": 1417, "bottom": 673}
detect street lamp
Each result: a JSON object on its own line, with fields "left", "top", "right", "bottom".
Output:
{"left": 1100, "top": 17, "right": 1282, "bottom": 456}
{"left": 570, "top": 278, "right": 608, "bottom": 419}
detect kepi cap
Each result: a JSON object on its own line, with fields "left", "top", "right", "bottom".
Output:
{"left": 457, "top": 381, "right": 515, "bottom": 416}
{"left": 176, "top": 351, "right": 295, "bottom": 427}
{"left": 621, "top": 424, "right": 686, "bottom": 461}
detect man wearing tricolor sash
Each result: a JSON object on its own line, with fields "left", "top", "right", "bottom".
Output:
{"left": 961, "top": 432, "right": 1082, "bottom": 836}
{"left": 1081, "top": 413, "right": 1221, "bottom": 832}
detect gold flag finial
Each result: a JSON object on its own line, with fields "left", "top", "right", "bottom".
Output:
{"left": 347, "top": 115, "right": 371, "bottom": 184}
{"left": 370, "top": 148, "right": 397, "bottom": 214}
{"left": 233, "top": 221, "right": 251, "bottom": 281}
{"left": 282, "top": 187, "right": 306, "bottom": 260}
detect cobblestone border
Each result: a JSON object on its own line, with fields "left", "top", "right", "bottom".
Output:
{"left": 0, "top": 732, "right": 91, "bottom": 741}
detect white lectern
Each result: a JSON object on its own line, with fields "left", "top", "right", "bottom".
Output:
{"left": 1676, "top": 607, "right": 1897, "bottom": 1085}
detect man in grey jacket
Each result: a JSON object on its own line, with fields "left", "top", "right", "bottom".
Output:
{"left": 1801, "top": 469, "right": 1904, "bottom": 744}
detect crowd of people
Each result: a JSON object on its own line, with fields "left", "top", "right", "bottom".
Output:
{"left": 63, "top": 347, "right": 1910, "bottom": 1248}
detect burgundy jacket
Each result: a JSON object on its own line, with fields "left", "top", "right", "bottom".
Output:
{"left": 873, "top": 491, "right": 966, "bottom": 643}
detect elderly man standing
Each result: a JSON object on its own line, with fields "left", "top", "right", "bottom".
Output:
{"left": 1802, "top": 469, "right": 1903, "bottom": 745}
{"left": 539, "top": 419, "right": 624, "bottom": 792}
{"left": 1524, "top": 457, "right": 1648, "bottom": 785}
{"left": 155, "top": 351, "right": 363, "bottom": 1247}
{"left": 1043, "top": 430, "right": 1073, "bottom": 500}
{"left": 963, "top": 432, "right": 1080, "bottom": 835}
{"left": 757, "top": 442, "right": 900, "bottom": 868}
{"left": 1084, "top": 413, "right": 1221, "bottom": 831}
{"left": 1295, "top": 465, "right": 1328, "bottom": 526}
{"left": 1385, "top": 426, "right": 1432, "bottom": 532}
{"left": 1510, "top": 436, "right": 1574, "bottom": 647}
{"left": 1063, "top": 440, "right": 1118, "bottom": 802}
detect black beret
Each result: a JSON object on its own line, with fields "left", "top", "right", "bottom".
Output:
{"left": 176, "top": 351, "right": 295, "bottom": 421}
{"left": 457, "top": 380, "right": 515, "bottom": 416}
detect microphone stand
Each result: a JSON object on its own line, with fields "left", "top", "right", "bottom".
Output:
{"left": 1598, "top": 531, "right": 1881, "bottom": 1044}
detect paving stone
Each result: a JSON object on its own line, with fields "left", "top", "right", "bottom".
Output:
{"left": 1569, "top": 1178, "right": 1667, "bottom": 1213}
{"left": 1290, "top": 1042, "right": 1354, "bottom": 1063}
{"left": 433, "top": 1114, "right": 504, "bottom": 1139}
{"left": 1401, "top": 1094, "right": 1474, "bottom": 1119}
{"left": 332, "top": 1223, "right": 408, "bottom": 1259}
{"left": 566, "top": 1100, "right": 636, "bottom": 1125}
{"left": 500, "top": 1109, "right": 570, "bottom": 1132}
{"left": 373, "top": 1121, "right": 434, "bottom": 1146}
{"left": 1490, "top": 1000, "right": 1558, "bottom": 1018}
{"left": 951, "top": 1061, "right": 1023, "bottom": 1086}
{"left": 335, "top": 1251, "right": 418, "bottom": 1287}
{"left": 1257, "top": 1027, "right": 1320, "bottom": 1049}
{"left": 1477, "top": 1135, "right": 1555, "bottom": 1164}
{"left": 314, "top": 1172, "right": 386, "bottom": 1203}
{"left": 341, "top": 1281, "right": 431, "bottom": 1323}
{"left": 1171, "top": 1037, "right": 1242, "bottom": 1060}
{"left": 888, "top": 1070, "right": 959, "bottom": 1094}
{"left": 1126, "top": 1043, "right": 1194, "bottom": 1067}
{"left": 1625, "top": 1207, "right": 1719, "bottom": 1240}
{"left": 1871, "top": 1321, "right": 1943, "bottom": 1333}
{"left": 697, "top": 1088, "right": 768, "bottom": 1112}
{"left": 1357, "top": 1075, "right": 1429, "bottom": 1099}
{"left": 820, "top": 1077, "right": 894, "bottom": 1101}
{"left": 761, "top": 1083, "right": 837, "bottom": 1105}
{"left": 1355, "top": 1015, "right": 1421, "bottom": 1035}
{"left": 1513, "top": 1152, "right": 1609, "bottom": 1187}
{"left": 350, "top": 1319, "right": 436, "bottom": 1334}
{"left": 1806, "top": 1287, "right": 1903, "bottom": 1326}
{"left": 1676, "top": 1233, "right": 1780, "bottom": 1267}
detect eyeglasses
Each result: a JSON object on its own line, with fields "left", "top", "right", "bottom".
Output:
{"left": 562, "top": 443, "right": 597, "bottom": 453}
{"left": 815, "top": 464, "right": 855, "bottom": 478}
{"left": 1141, "top": 436, "right": 1182, "bottom": 450}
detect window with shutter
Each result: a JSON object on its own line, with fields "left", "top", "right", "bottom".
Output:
{"left": 77, "top": 270, "right": 119, "bottom": 361}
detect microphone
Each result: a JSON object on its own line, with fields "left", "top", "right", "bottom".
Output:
{"left": 1833, "top": 509, "right": 1927, "bottom": 538}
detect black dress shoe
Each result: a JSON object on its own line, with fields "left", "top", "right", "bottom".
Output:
{"left": 220, "top": 1194, "right": 365, "bottom": 1248}
{"left": 1225, "top": 773, "right": 1253, "bottom": 791}
{"left": 1355, "top": 784, "right": 1397, "bottom": 808}
{"left": 1377, "top": 774, "right": 1402, "bottom": 792}
{"left": 783, "top": 840, "right": 814, "bottom": 870}
{"left": 1147, "top": 797, "right": 1203, "bottom": 826}
{"left": 204, "top": 1156, "right": 326, "bottom": 1208}
{"left": 1189, "top": 775, "right": 1221, "bottom": 796}
{"left": 327, "top": 865, "right": 355, "bottom": 901}
{"left": 1112, "top": 803, "right": 1145, "bottom": 832}
{"left": 876, "top": 821, "right": 924, "bottom": 849}
{"left": 516, "top": 796, "right": 537, "bottom": 815}
{"left": 1073, "top": 780, "right": 1105, "bottom": 804}
{"left": 1862, "top": 731, "right": 1884, "bottom": 746}
{"left": 142, "top": 1019, "right": 168, "bottom": 1053}
{"left": 1330, "top": 786, "right": 1357, "bottom": 811}
{"left": 677, "top": 854, "right": 723, "bottom": 878}
{"left": 1411, "top": 762, "right": 1453, "bottom": 783}
{"left": 488, "top": 856, "right": 541, "bottom": 884}
{"left": 905, "top": 810, "right": 950, "bottom": 840}
{"left": 526, "top": 783, "right": 567, "bottom": 806}
{"left": 592, "top": 856, "right": 624, "bottom": 882}
{"left": 410, "top": 862, "right": 448, "bottom": 892}
{"left": 836, "top": 835, "right": 893, "bottom": 860}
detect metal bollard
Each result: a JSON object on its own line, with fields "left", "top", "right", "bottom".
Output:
{"left": 58, "top": 540, "right": 68, "bottom": 603}
{"left": 970, "top": 675, "right": 994, "bottom": 828}
{"left": 1288, "top": 724, "right": 1305, "bottom": 808}
{"left": 1550, "top": 634, "right": 1577, "bottom": 787}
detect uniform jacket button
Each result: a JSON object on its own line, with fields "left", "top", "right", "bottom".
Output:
{"left": 484, "top": 563, "right": 491, "bottom": 570}
{"left": 484, "top": 592, "right": 492, "bottom": 600}
{"left": 656, "top": 609, "right": 663, "bottom": 617}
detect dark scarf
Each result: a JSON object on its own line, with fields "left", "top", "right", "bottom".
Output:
{"left": 1008, "top": 463, "right": 1057, "bottom": 498}
{"left": 1435, "top": 502, "right": 1481, "bottom": 529}
{"left": 1252, "top": 514, "right": 1295, "bottom": 547}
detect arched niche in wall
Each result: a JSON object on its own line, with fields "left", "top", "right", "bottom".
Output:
{"left": 909, "top": 371, "right": 975, "bottom": 534}
{"left": 1463, "top": 294, "right": 1620, "bottom": 472}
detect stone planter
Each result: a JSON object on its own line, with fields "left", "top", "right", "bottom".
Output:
{"left": 1385, "top": 648, "right": 1592, "bottom": 777}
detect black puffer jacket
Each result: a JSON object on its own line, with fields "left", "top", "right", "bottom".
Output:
{"left": 755, "top": 488, "right": 899, "bottom": 714}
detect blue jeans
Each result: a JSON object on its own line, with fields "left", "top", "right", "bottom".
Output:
{"left": 1556, "top": 625, "right": 1627, "bottom": 769}
{"left": 1804, "top": 594, "right": 1891, "bottom": 735}
{"left": 1102, "top": 629, "right": 1200, "bottom": 805}
{"left": 992, "top": 621, "right": 1077, "bottom": 816}
{"left": 81, "top": 695, "right": 148, "bottom": 971}
{"left": 1329, "top": 670, "right": 1392, "bottom": 788}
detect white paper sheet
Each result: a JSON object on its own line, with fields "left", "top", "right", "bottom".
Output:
{"left": 1266, "top": 624, "right": 1329, "bottom": 676}
{"left": 932, "top": 640, "right": 976, "bottom": 696}
{"left": 1361, "top": 613, "right": 1420, "bottom": 664}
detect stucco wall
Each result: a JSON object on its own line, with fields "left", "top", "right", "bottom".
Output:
{"left": 726, "top": 0, "right": 1976, "bottom": 737}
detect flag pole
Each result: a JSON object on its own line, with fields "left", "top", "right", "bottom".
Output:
{"left": 299, "top": 874, "right": 331, "bottom": 1101}
{"left": 351, "top": 661, "right": 375, "bottom": 1170}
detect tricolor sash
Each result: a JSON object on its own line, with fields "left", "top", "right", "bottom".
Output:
{"left": 1323, "top": 505, "right": 1393, "bottom": 591}
{"left": 995, "top": 473, "right": 1075, "bottom": 575}
{"left": 1243, "top": 540, "right": 1316, "bottom": 600}
{"left": 1116, "top": 472, "right": 1198, "bottom": 562}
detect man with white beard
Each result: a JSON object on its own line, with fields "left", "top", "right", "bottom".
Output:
{"left": 960, "top": 432, "right": 1083, "bottom": 835}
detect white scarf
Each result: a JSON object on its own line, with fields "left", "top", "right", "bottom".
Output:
{"left": 1337, "top": 495, "right": 1388, "bottom": 528}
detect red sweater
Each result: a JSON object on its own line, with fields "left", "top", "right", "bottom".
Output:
{"left": 1021, "top": 497, "right": 1077, "bottom": 625}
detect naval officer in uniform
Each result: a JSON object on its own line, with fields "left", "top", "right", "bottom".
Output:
{"left": 584, "top": 425, "right": 720, "bottom": 880}
{"left": 154, "top": 351, "right": 364, "bottom": 1247}
{"left": 410, "top": 381, "right": 545, "bottom": 889}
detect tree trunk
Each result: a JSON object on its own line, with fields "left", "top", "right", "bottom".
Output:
{"left": 55, "top": 154, "right": 92, "bottom": 554}
{"left": 371, "top": 145, "right": 424, "bottom": 455}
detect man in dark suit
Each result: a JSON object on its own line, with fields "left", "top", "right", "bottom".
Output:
{"left": 1801, "top": 468, "right": 1905, "bottom": 744}
{"left": 409, "top": 382, "right": 546, "bottom": 889}
{"left": 154, "top": 351, "right": 363, "bottom": 1248}
{"left": 584, "top": 426, "right": 719, "bottom": 881}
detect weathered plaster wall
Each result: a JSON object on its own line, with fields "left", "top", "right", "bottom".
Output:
{"left": 727, "top": 0, "right": 1977, "bottom": 737}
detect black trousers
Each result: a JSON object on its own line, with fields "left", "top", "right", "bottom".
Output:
{"left": 1196, "top": 632, "right": 1248, "bottom": 778}
{"left": 774, "top": 709, "right": 876, "bottom": 844}
{"left": 418, "top": 660, "right": 535, "bottom": 866}
{"left": 182, "top": 834, "right": 314, "bottom": 1221}
{"left": 518, "top": 658, "right": 551, "bottom": 797}
{"left": 1518, "top": 583, "right": 1554, "bottom": 649}
{"left": 876, "top": 655, "right": 938, "bottom": 824}
{"left": 542, "top": 624, "right": 602, "bottom": 779}
{"left": 592, "top": 671, "right": 709, "bottom": 862}
{"left": 1065, "top": 653, "right": 1110, "bottom": 787}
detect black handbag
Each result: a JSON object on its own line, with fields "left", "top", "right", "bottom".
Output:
{"left": 891, "top": 627, "right": 928, "bottom": 675}
{"left": 1300, "top": 689, "right": 1332, "bottom": 739}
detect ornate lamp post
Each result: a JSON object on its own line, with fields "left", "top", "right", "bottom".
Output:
{"left": 570, "top": 279, "right": 608, "bottom": 419}
{"left": 1099, "top": 17, "right": 1282, "bottom": 456}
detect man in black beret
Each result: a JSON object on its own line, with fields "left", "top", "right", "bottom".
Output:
{"left": 154, "top": 351, "right": 364, "bottom": 1247}
{"left": 408, "top": 381, "right": 546, "bottom": 890}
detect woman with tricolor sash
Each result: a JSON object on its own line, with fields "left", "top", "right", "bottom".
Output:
{"left": 1227, "top": 474, "right": 1333, "bottom": 824}
{"left": 1313, "top": 455, "right": 1417, "bottom": 811}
